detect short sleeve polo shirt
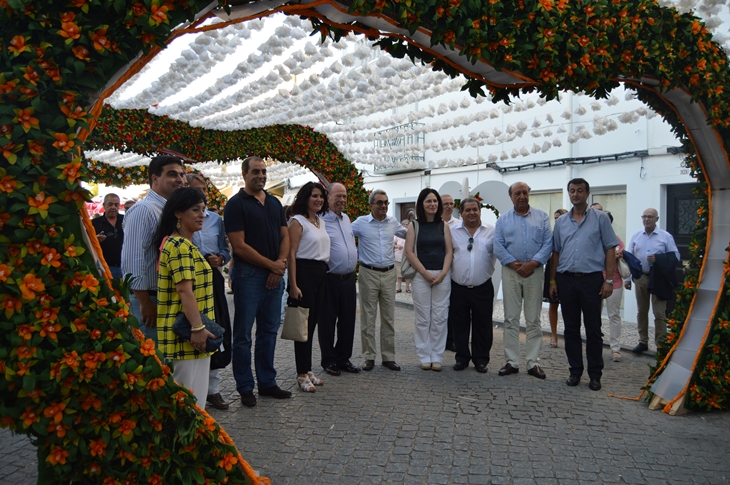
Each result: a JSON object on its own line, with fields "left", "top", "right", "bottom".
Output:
{"left": 224, "top": 188, "right": 286, "bottom": 264}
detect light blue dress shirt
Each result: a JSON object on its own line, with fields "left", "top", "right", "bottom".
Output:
{"left": 121, "top": 189, "right": 166, "bottom": 291}
{"left": 351, "top": 214, "right": 407, "bottom": 267}
{"left": 494, "top": 207, "right": 553, "bottom": 266}
{"left": 627, "top": 227, "right": 680, "bottom": 273}
{"left": 192, "top": 209, "right": 229, "bottom": 265}
{"left": 553, "top": 207, "right": 618, "bottom": 273}
{"left": 322, "top": 210, "right": 358, "bottom": 274}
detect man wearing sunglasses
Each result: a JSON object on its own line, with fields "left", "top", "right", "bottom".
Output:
{"left": 449, "top": 197, "right": 496, "bottom": 373}
{"left": 494, "top": 182, "right": 553, "bottom": 380}
{"left": 351, "top": 189, "right": 407, "bottom": 371}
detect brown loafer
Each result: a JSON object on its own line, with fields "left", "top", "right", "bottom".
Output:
{"left": 527, "top": 365, "right": 546, "bottom": 380}
{"left": 382, "top": 361, "right": 401, "bottom": 371}
{"left": 498, "top": 363, "right": 519, "bottom": 376}
{"left": 362, "top": 360, "right": 375, "bottom": 371}
{"left": 206, "top": 393, "right": 230, "bottom": 410}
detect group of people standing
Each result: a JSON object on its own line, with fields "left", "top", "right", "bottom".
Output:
{"left": 113, "top": 153, "right": 679, "bottom": 410}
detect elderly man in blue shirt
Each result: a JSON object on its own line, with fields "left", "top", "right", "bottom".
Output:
{"left": 625, "top": 208, "right": 680, "bottom": 354}
{"left": 319, "top": 183, "right": 361, "bottom": 376}
{"left": 549, "top": 178, "right": 617, "bottom": 391}
{"left": 495, "top": 182, "right": 553, "bottom": 380}
{"left": 351, "top": 189, "right": 407, "bottom": 371}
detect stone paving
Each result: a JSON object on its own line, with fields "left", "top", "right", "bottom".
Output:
{"left": 2, "top": 299, "right": 729, "bottom": 484}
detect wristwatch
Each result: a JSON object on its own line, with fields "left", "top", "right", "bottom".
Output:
{"left": 605, "top": 279, "right": 614, "bottom": 285}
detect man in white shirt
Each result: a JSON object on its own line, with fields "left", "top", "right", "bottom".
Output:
{"left": 441, "top": 194, "right": 459, "bottom": 352}
{"left": 351, "top": 189, "right": 407, "bottom": 371}
{"left": 450, "top": 198, "right": 496, "bottom": 373}
{"left": 625, "top": 208, "right": 680, "bottom": 353}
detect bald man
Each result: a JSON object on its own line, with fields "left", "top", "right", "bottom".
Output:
{"left": 625, "top": 208, "right": 680, "bottom": 354}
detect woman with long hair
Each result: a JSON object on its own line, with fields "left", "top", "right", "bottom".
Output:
{"left": 544, "top": 208, "right": 568, "bottom": 347}
{"left": 153, "top": 187, "right": 216, "bottom": 409}
{"left": 404, "top": 188, "right": 453, "bottom": 371}
{"left": 287, "top": 182, "right": 330, "bottom": 392}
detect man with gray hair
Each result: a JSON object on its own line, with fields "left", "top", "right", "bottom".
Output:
{"left": 351, "top": 189, "right": 407, "bottom": 371}
{"left": 92, "top": 193, "right": 124, "bottom": 280}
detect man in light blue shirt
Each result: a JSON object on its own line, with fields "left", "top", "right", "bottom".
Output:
{"left": 188, "top": 174, "right": 231, "bottom": 410}
{"left": 549, "top": 178, "right": 617, "bottom": 391}
{"left": 494, "top": 182, "right": 552, "bottom": 380}
{"left": 625, "top": 208, "right": 680, "bottom": 353}
{"left": 351, "top": 189, "right": 407, "bottom": 371}
{"left": 121, "top": 156, "right": 186, "bottom": 343}
{"left": 319, "top": 183, "right": 361, "bottom": 376}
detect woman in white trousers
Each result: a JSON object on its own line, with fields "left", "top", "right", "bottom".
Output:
{"left": 603, "top": 211, "right": 625, "bottom": 362}
{"left": 405, "top": 188, "right": 453, "bottom": 371}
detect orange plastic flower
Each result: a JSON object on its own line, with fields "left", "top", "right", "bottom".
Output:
{"left": 92, "top": 28, "right": 110, "bottom": 52}
{"left": 109, "top": 349, "right": 126, "bottom": 366}
{"left": 28, "top": 140, "right": 45, "bottom": 155}
{"left": 218, "top": 453, "right": 238, "bottom": 471}
{"left": 41, "top": 248, "right": 61, "bottom": 268}
{"left": 36, "top": 306, "right": 59, "bottom": 323}
{"left": 21, "top": 409, "right": 38, "bottom": 427}
{"left": 17, "top": 324, "right": 34, "bottom": 340}
{"left": 59, "top": 21, "right": 81, "bottom": 40}
{"left": 72, "top": 317, "right": 88, "bottom": 332}
{"left": 149, "top": 4, "right": 168, "bottom": 25}
{"left": 3, "top": 295, "right": 22, "bottom": 315}
{"left": 0, "top": 263, "right": 11, "bottom": 281}
{"left": 60, "top": 104, "right": 86, "bottom": 119}
{"left": 80, "top": 273, "right": 99, "bottom": 292}
{"left": 118, "top": 419, "right": 137, "bottom": 435}
{"left": 28, "top": 192, "right": 52, "bottom": 211}
{"left": 43, "top": 401, "right": 67, "bottom": 423}
{"left": 19, "top": 273, "right": 45, "bottom": 299}
{"left": 72, "top": 45, "right": 90, "bottom": 61}
{"left": 140, "top": 339, "right": 156, "bottom": 356}
{"left": 132, "top": 2, "right": 147, "bottom": 15}
{"left": 146, "top": 377, "right": 165, "bottom": 392}
{"left": 61, "top": 350, "right": 80, "bottom": 370}
{"left": 89, "top": 438, "right": 107, "bottom": 457}
{"left": 8, "top": 35, "right": 30, "bottom": 56}
{"left": 61, "top": 161, "right": 82, "bottom": 182}
{"left": 52, "top": 133, "right": 75, "bottom": 152}
{"left": 40, "top": 322, "right": 61, "bottom": 340}
{"left": 16, "top": 343, "right": 37, "bottom": 359}
{"left": 15, "top": 108, "right": 39, "bottom": 131}
{"left": 47, "top": 422, "right": 69, "bottom": 438}
{"left": 47, "top": 446, "right": 69, "bottom": 465}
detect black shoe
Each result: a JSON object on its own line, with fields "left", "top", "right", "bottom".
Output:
{"left": 207, "top": 393, "right": 229, "bottom": 410}
{"left": 324, "top": 364, "right": 341, "bottom": 376}
{"left": 498, "top": 363, "right": 519, "bottom": 376}
{"left": 382, "top": 361, "right": 401, "bottom": 371}
{"left": 338, "top": 361, "right": 361, "bottom": 373}
{"left": 527, "top": 365, "right": 546, "bottom": 380}
{"left": 362, "top": 360, "right": 375, "bottom": 371}
{"left": 632, "top": 342, "right": 649, "bottom": 354}
{"left": 258, "top": 385, "right": 292, "bottom": 399}
{"left": 240, "top": 391, "right": 257, "bottom": 407}
{"left": 566, "top": 375, "right": 580, "bottom": 387}
{"left": 475, "top": 363, "right": 488, "bottom": 374}
{"left": 589, "top": 378, "right": 602, "bottom": 391}
{"left": 453, "top": 361, "right": 467, "bottom": 371}
{"left": 445, "top": 342, "right": 457, "bottom": 352}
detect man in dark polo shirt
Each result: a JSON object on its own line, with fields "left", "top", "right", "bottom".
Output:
{"left": 92, "top": 193, "right": 124, "bottom": 280}
{"left": 224, "top": 156, "right": 291, "bottom": 407}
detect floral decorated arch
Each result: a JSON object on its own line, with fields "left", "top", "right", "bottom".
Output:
{"left": 2, "top": 0, "right": 730, "bottom": 483}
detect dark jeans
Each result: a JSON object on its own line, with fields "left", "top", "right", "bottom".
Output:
{"left": 292, "top": 259, "right": 328, "bottom": 375}
{"left": 319, "top": 272, "right": 357, "bottom": 368}
{"left": 556, "top": 271, "right": 604, "bottom": 379}
{"left": 231, "top": 263, "right": 284, "bottom": 394}
{"left": 451, "top": 279, "right": 494, "bottom": 366}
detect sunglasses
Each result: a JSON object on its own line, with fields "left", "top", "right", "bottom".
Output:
{"left": 467, "top": 237, "right": 474, "bottom": 251}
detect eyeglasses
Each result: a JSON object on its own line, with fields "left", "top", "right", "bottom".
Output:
{"left": 641, "top": 215, "right": 656, "bottom": 219}
{"left": 467, "top": 237, "right": 474, "bottom": 251}
{"left": 373, "top": 200, "right": 390, "bottom": 206}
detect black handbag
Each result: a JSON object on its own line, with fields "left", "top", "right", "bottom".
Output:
{"left": 172, "top": 312, "right": 225, "bottom": 353}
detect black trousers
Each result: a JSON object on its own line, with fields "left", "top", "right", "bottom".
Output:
{"left": 318, "top": 272, "right": 357, "bottom": 368}
{"left": 210, "top": 268, "right": 231, "bottom": 370}
{"left": 556, "top": 271, "right": 604, "bottom": 379}
{"left": 292, "top": 259, "right": 328, "bottom": 375}
{"left": 450, "top": 279, "right": 494, "bottom": 366}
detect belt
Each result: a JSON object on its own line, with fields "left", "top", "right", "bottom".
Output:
{"left": 359, "top": 263, "right": 394, "bottom": 272}
{"left": 560, "top": 271, "right": 601, "bottom": 278}
{"left": 329, "top": 272, "right": 354, "bottom": 280}
{"left": 453, "top": 278, "right": 491, "bottom": 289}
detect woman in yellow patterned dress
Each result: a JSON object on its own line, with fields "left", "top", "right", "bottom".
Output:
{"left": 153, "top": 187, "right": 216, "bottom": 409}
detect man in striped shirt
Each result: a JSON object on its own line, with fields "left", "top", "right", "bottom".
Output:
{"left": 121, "top": 156, "right": 186, "bottom": 342}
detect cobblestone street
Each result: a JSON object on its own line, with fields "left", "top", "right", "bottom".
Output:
{"left": 2, "top": 301, "right": 729, "bottom": 484}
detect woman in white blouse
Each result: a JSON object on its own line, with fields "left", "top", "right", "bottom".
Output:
{"left": 288, "top": 182, "right": 331, "bottom": 392}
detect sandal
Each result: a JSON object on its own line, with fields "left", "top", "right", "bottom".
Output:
{"left": 396, "top": 289, "right": 402, "bottom": 293}
{"left": 307, "top": 371, "right": 324, "bottom": 386}
{"left": 297, "top": 376, "right": 316, "bottom": 392}
{"left": 405, "top": 289, "right": 411, "bottom": 293}
{"left": 550, "top": 339, "right": 558, "bottom": 348}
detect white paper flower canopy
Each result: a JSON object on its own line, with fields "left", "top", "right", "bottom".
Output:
{"left": 87, "top": 0, "right": 730, "bottom": 188}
